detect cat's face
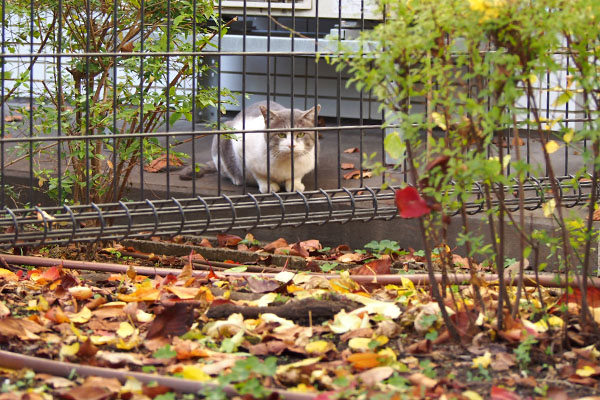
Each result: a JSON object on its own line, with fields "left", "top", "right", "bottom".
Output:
{"left": 261, "top": 105, "right": 320, "bottom": 158}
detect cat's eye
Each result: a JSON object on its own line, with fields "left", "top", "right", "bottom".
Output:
{"left": 277, "top": 133, "right": 287, "bottom": 138}
{"left": 296, "top": 132, "right": 306, "bottom": 138}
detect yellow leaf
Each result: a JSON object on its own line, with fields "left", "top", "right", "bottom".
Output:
{"left": 90, "top": 335, "right": 116, "bottom": 345}
{"left": 431, "top": 112, "right": 447, "bottom": 130}
{"left": 348, "top": 338, "right": 372, "bottom": 351}
{"left": 117, "top": 322, "right": 135, "bottom": 338}
{"left": 180, "top": 365, "right": 211, "bottom": 381}
{"left": 0, "top": 268, "right": 18, "bottom": 282}
{"left": 462, "top": 390, "right": 484, "bottom": 400}
{"left": 564, "top": 129, "right": 574, "bottom": 144}
{"left": 305, "top": 340, "right": 335, "bottom": 354}
{"left": 277, "top": 357, "right": 321, "bottom": 374}
{"left": 67, "top": 307, "right": 92, "bottom": 324}
{"left": 576, "top": 365, "right": 596, "bottom": 377}
{"left": 70, "top": 323, "right": 88, "bottom": 342}
{"left": 59, "top": 342, "right": 80, "bottom": 360}
{"left": 527, "top": 74, "right": 538, "bottom": 85}
{"left": 543, "top": 199, "right": 556, "bottom": 218}
{"left": 135, "top": 309, "right": 155, "bottom": 323}
{"left": 118, "top": 287, "right": 160, "bottom": 302}
{"left": 472, "top": 351, "right": 492, "bottom": 369}
{"left": 545, "top": 140, "right": 560, "bottom": 154}
{"left": 378, "top": 347, "right": 397, "bottom": 362}
{"left": 328, "top": 310, "right": 371, "bottom": 334}
{"left": 165, "top": 286, "right": 201, "bottom": 300}
{"left": 116, "top": 336, "right": 142, "bottom": 350}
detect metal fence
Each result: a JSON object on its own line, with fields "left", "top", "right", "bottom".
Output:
{"left": 0, "top": 0, "right": 594, "bottom": 247}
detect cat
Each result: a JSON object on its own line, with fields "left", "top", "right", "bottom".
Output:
{"left": 181, "top": 101, "right": 320, "bottom": 193}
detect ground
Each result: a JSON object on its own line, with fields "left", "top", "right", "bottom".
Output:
{"left": 0, "top": 233, "right": 599, "bottom": 399}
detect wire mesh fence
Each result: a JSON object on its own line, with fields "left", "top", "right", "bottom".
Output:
{"left": 0, "top": 0, "right": 595, "bottom": 247}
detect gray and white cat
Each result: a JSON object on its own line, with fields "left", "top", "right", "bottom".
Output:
{"left": 213, "top": 101, "right": 320, "bottom": 193}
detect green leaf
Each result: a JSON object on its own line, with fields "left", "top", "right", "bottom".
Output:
{"left": 152, "top": 344, "right": 176, "bottom": 359}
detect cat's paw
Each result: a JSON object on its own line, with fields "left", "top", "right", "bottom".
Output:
{"left": 285, "top": 180, "right": 305, "bottom": 192}
{"left": 258, "top": 181, "right": 280, "bottom": 193}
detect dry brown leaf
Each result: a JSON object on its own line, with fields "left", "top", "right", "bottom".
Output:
{"left": 344, "top": 147, "right": 359, "bottom": 153}
{"left": 337, "top": 253, "right": 364, "bottom": 263}
{"left": 358, "top": 366, "right": 394, "bottom": 386}
{"left": 341, "top": 163, "right": 355, "bottom": 170}
{"left": 408, "top": 372, "right": 438, "bottom": 389}
{"left": 343, "top": 169, "right": 373, "bottom": 180}
{"left": 143, "top": 154, "right": 185, "bottom": 173}
{"left": 264, "top": 238, "right": 289, "bottom": 252}
{"left": 593, "top": 208, "right": 600, "bottom": 221}
{"left": 512, "top": 136, "right": 525, "bottom": 146}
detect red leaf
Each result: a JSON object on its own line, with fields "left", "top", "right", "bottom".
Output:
{"left": 349, "top": 257, "right": 391, "bottom": 276}
{"left": 40, "top": 265, "right": 62, "bottom": 282}
{"left": 490, "top": 386, "right": 521, "bottom": 400}
{"left": 557, "top": 286, "right": 600, "bottom": 308}
{"left": 395, "top": 187, "right": 431, "bottom": 218}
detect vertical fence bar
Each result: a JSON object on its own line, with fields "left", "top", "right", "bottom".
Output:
{"left": 242, "top": 0, "right": 247, "bottom": 194}
{"left": 56, "top": 0, "right": 63, "bottom": 206}
{"left": 28, "top": 0, "right": 34, "bottom": 205}
{"left": 336, "top": 0, "right": 342, "bottom": 189}
{"left": 191, "top": 0, "right": 198, "bottom": 195}
{"left": 216, "top": 0, "right": 222, "bottom": 196}
{"left": 165, "top": 0, "right": 171, "bottom": 198}
{"left": 85, "top": 0, "right": 91, "bottom": 204}
{"left": 358, "top": 0, "right": 364, "bottom": 186}
{"left": 266, "top": 0, "right": 271, "bottom": 193}
{"left": 1, "top": 0, "right": 5, "bottom": 207}
{"left": 290, "top": 0, "right": 296, "bottom": 191}
{"left": 112, "top": 0, "right": 118, "bottom": 203}
{"left": 313, "top": 0, "right": 319, "bottom": 191}
{"left": 139, "top": 0, "right": 146, "bottom": 200}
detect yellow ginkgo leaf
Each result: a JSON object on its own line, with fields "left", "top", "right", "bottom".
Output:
{"left": 462, "top": 390, "right": 484, "bottom": 400}
{"left": 563, "top": 129, "right": 574, "bottom": 144}
{"left": 305, "top": 340, "right": 335, "bottom": 354}
{"left": 116, "top": 321, "right": 135, "bottom": 338}
{"left": 545, "top": 140, "right": 560, "bottom": 154}
{"left": 67, "top": 307, "right": 92, "bottom": 324}
{"left": 180, "top": 365, "right": 211, "bottom": 382}
{"left": 472, "top": 351, "right": 492, "bottom": 369}
{"left": 543, "top": 199, "right": 556, "bottom": 218}
{"left": 431, "top": 112, "right": 447, "bottom": 130}
{"left": 348, "top": 338, "right": 373, "bottom": 351}
{"left": 59, "top": 342, "right": 80, "bottom": 360}
{"left": 135, "top": 309, "right": 155, "bottom": 323}
{"left": 576, "top": 365, "right": 596, "bottom": 377}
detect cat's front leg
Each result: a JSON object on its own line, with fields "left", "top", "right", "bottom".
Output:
{"left": 256, "top": 177, "right": 280, "bottom": 193}
{"left": 285, "top": 179, "right": 305, "bottom": 192}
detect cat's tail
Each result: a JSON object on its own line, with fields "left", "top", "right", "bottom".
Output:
{"left": 179, "top": 161, "right": 217, "bottom": 180}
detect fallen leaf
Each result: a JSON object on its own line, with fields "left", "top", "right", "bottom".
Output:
{"left": 472, "top": 351, "right": 492, "bottom": 369}
{"left": 491, "top": 352, "right": 516, "bottom": 371}
{"left": 343, "top": 169, "right": 373, "bottom": 180}
{"left": 341, "top": 163, "right": 355, "bottom": 170}
{"left": 143, "top": 153, "right": 185, "bottom": 173}
{"left": 264, "top": 238, "right": 288, "bottom": 252}
{"left": 305, "top": 340, "right": 335, "bottom": 354}
{"left": 118, "top": 287, "right": 161, "bottom": 302}
{"left": 337, "top": 253, "right": 364, "bottom": 263}
{"left": 349, "top": 257, "right": 391, "bottom": 276}
{"left": 408, "top": 372, "right": 438, "bottom": 389}
{"left": 165, "top": 286, "right": 201, "bottom": 300}
{"left": 347, "top": 352, "right": 380, "bottom": 370}
{"left": 357, "top": 366, "right": 394, "bottom": 385}
{"left": 146, "top": 303, "right": 195, "bottom": 339}
{"left": 216, "top": 233, "right": 242, "bottom": 247}
{"left": 490, "top": 386, "right": 521, "bottom": 400}
{"left": 344, "top": 147, "right": 359, "bottom": 153}
{"left": 116, "top": 321, "right": 136, "bottom": 338}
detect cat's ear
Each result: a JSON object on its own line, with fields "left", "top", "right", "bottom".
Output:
{"left": 259, "top": 105, "right": 278, "bottom": 123}
{"left": 301, "top": 105, "right": 321, "bottom": 123}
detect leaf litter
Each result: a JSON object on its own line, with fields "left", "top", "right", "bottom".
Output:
{"left": 0, "top": 235, "right": 598, "bottom": 399}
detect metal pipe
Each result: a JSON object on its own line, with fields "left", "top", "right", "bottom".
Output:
{"left": 2, "top": 254, "right": 598, "bottom": 289}
{"left": 0, "top": 350, "right": 315, "bottom": 400}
